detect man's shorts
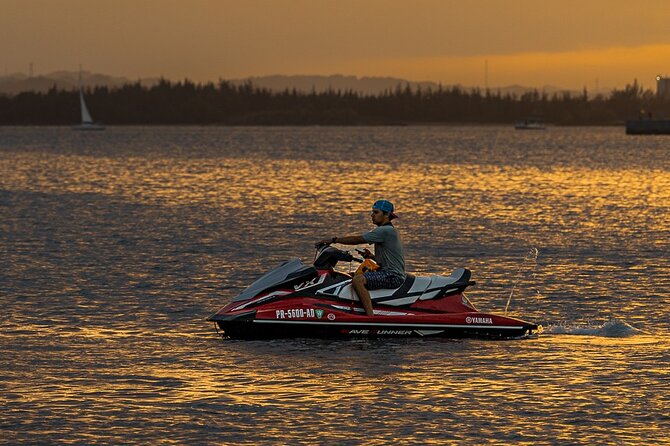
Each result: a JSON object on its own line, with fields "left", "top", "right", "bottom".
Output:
{"left": 363, "top": 270, "right": 404, "bottom": 290}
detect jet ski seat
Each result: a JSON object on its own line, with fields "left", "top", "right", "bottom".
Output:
{"left": 317, "top": 268, "right": 473, "bottom": 306}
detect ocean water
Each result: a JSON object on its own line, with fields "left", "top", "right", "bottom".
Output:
{"left": 1, "top": 126, "right": 668, "bottom": 445}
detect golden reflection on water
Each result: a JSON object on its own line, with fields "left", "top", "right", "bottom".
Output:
{"left": 45, "top": 332, "right": 663, "bottom": 444}
{"left": 2, "top": 129, "right": 669, "bottom": 444}
{"left": 2, "top": 153, "right": 669, "bottom": 241}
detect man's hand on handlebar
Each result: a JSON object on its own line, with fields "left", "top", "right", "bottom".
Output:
{"left": 356, "top": 248, "right": 374, "bottom": 259}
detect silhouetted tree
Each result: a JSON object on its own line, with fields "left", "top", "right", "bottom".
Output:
{"left": 0, "top": 78, "right": 668, "bottom": 125}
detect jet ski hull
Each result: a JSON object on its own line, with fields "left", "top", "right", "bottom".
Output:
{"left": 213, "top": 320, "right": 538, "bottom": 339}
{"left": 209, "top": 308, "right": 539, "bottom": 340}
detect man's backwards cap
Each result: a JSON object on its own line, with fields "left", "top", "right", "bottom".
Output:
{"left": 372, "top": 199, "right": 398, "bottom": 219}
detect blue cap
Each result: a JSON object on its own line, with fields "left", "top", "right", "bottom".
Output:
{"left": 372, "top": 200, "right": 398, "bottom": 219}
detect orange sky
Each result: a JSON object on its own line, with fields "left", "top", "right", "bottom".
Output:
{"left": 2, "top": 0, "right": 670, "bottom": 90}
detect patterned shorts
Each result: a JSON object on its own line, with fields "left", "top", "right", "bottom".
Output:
{"left": 364, "top": 270, "right": 405, "bottom": 290}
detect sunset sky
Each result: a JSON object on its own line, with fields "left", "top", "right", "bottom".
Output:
{"left": 3, "top": 0, "right": 670, "bottom": 90}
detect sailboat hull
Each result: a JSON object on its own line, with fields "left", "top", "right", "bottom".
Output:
{"left": 72, "top": 123, "right": 105, "bottom": 131}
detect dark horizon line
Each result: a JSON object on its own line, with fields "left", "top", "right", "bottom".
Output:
{"left": 0, "top": 70, "right": 629, "bottom": 95}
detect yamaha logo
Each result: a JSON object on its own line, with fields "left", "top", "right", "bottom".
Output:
{"left": 466, "top": 316, "right": 493, "bottom": 324}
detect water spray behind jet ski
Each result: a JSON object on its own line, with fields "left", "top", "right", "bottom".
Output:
{"left": 505, "top": 247, "right": 539, "bottom": 315}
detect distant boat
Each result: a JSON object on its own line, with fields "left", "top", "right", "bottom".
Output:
{"left": 515, "top": 119, "right": 545, "bottom": 130}
{"left": 73, "top": 88, "right": 105, "bottom": 131}
{"left": 625, "top": 119, "right": 670, "bottom": 135}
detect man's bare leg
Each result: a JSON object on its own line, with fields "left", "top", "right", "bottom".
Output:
{"left": 352, "top": 274, "right": 374, "bottom": 316}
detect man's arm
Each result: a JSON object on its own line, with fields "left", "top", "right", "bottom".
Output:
{"left": 316, "top": 235, "right": 367, "bottom": 246}
{"left": 334, "top": 235, "right": 367, "bottom": 245}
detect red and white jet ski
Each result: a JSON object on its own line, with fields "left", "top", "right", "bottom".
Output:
{"left": 208, "top": 244, "right": 540, "bottom": 339}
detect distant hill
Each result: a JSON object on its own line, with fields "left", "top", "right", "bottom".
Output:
{"left": 0, "top": 71, "right": 160, "bottom": 96}
{"left": 0, "top": 70, "right": 611, "bottom": 98}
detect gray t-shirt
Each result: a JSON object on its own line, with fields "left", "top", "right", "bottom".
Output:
{"left": 361, "top": 224, "right": 406, "bottom": 278}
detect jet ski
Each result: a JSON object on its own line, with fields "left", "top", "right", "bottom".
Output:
{"left": 208, "top": 244, "right": 540, "bottom": 339}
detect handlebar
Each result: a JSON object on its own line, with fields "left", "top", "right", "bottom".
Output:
{"left": 337, "top": 249, "right": 364, "bottom": 264}
{"left": 313, "top": 242, "right": 364, "bottom": 265}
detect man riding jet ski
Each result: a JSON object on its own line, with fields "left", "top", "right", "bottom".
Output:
{"left": 316, "top": 199, "right": 405, "bottom": 316}
{"left": 208, "top": 201, "right": 539, "bottom": 339}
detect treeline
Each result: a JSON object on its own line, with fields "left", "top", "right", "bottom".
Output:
{"left": 0, "top": 78, "right": 667, "bottom": 125}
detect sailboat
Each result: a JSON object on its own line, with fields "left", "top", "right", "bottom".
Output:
{"left": 514, "top": 118, "right": 545, "bottom": 130}
{"left": 73, "top": 74, "right": 105, "bottom": 130}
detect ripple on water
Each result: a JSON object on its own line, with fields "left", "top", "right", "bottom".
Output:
{"left": 1, "top": 126, "right": 669, "bottom": 445}
{"left": 544, "top": 318, "right": 645, "bottom": 337}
